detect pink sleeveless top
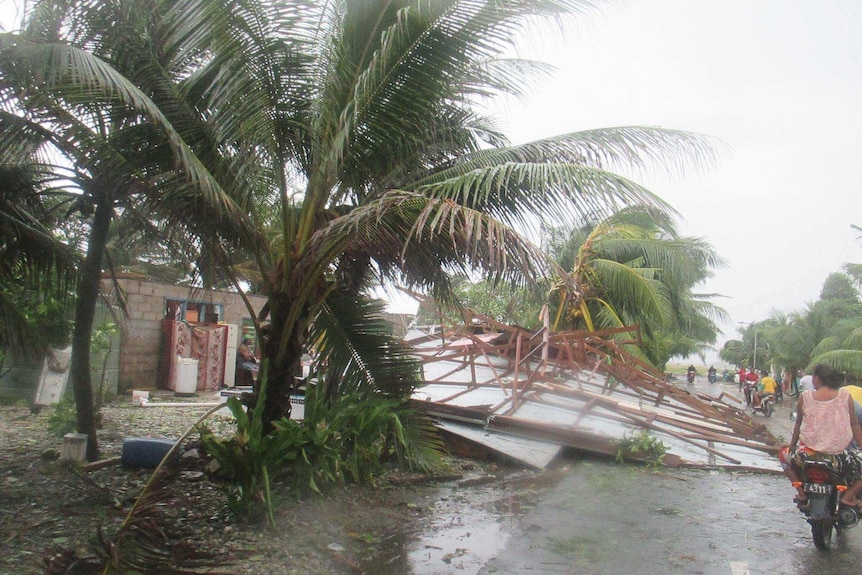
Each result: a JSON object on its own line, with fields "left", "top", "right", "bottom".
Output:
{"left": 800, "top": 388, "right": 852, "bottom": 453}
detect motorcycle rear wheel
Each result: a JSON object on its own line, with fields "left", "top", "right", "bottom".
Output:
{"left": 763, "top": 403, "right": 772, "bottom": 417}
{"left": 811, "top": 519, "right": 834, "bottom": 550}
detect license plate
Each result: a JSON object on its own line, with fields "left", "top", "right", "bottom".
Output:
{"left": 805, "top": 483, "right": 833, "bottom": 495}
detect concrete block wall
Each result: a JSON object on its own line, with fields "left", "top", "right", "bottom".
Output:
{"left": 110, "top": 277, "right": 266, "bottom": 391}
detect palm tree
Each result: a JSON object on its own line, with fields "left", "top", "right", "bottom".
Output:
{"left": 191, "top": 0, "right": 724, "bottom": 427}
{"left": 0, "top": 163, "right": 78, "bottom": 354}
{"left": 762, "top": 300, "right": 858, "bottom": 377}
{"left": 545, "top": 206, "right": 725, "bottom": 367}
{"left": 809, "top": 324, "right": 862, "bottom": 378}
{"left": 0, "top": 1, "right": 249, "bottom": 458}
{"left": 4, "top": 0, "right": 720, "bottom": 435}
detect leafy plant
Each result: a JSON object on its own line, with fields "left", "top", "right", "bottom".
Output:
{"left": 197, "top": 364, "right": 295, "bottom": 525}
{"left": 288, "top": 384, "right": 445, "bottom": 492}
{"left": 91, "top": 321, "right": 117, "bottom": 418}
{"left": 199, "top": 371, "right": 446, "bottom": 524}
{"left": 612, "top": 429, "right": 668, "bottom": 468}
{"left": 47, "top": 396, "right": 77, "bottom": 438}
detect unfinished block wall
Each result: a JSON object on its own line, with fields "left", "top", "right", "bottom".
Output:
{"left": 111, "top": 277, "right": 266, "bottom": 391}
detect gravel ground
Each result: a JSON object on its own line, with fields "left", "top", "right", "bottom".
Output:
{"left": 0, "top": 391, "right": 494, "bottom": 575}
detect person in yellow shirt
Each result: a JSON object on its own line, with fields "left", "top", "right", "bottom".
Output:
{"left": 844, "top": 384, "right": 862, "bottom": 406}
{"left": 843, "top": 384, "right": 862, "bottom": 426}
{"left": 752, "top": 372, "right": 778, "bottom": 408}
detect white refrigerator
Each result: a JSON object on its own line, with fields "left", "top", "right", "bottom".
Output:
{"left": 222, "top": 324, "right": 239, "bottom": 388}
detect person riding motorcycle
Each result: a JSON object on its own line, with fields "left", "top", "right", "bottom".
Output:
{"left": 779, "top": 364, "right": 862, "bottom": 508}
{"left": 686, "top": 364, "right": 696, "bottom": 383}
{"left": 707, "top": 366, "right": 717, "bottom": 383}
{"left": 743, "top": 368, "right": 759, "bottom": 404}
{"left": 752, "top": 373, "right": 777, "bottom": 409}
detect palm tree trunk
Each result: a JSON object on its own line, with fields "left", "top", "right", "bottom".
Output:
{"left": 68, "top": 195, "right": 112, "bottom": 461}
{"left": 258, "top": 292, "right": 305, "bottom": 431}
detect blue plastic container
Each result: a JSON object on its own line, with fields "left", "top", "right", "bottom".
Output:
{"left": 121, "top": 437, "right": 177, "bottom": 469}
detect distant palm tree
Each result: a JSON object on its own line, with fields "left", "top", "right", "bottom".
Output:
{"left": 763, "top": 300, "right": 862, "bottom": 377}
{"left": 1, "top": 0, "right": 720, "bottom": 434}
{"left": 809, "top": 325, "right": 862, "bottom": 378}
{"left": 807, "top": 264, "right": 862, "bottom": 377}
{"left": 545, "top": 206, "right": 725, "bottom": 367}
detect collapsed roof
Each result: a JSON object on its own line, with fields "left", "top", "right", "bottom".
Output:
{"left": 407, "top": 312, "right": 780, "bottom": 472}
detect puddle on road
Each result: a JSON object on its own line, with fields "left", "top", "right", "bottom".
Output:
{"left": 362, "top": 471, "right": 564, "bottom": 575}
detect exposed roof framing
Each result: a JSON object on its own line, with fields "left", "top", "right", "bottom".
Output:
{"left": 408, "top": 310, "right": 780, "bottom": 471}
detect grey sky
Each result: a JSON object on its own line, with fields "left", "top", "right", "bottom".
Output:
{"left": 503, "top": 0, "right": 862, "bottom": 358}
{"left": 3, "top": 0, "right": 861, "bottom": 361}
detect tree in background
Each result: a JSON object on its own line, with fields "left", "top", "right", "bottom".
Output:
{"left": 414, "top": 274, "right": 546, "bottom": 329}
{"left": 545, "top": 206, "right": 725, "bottom": 369}
{"left": 843, "top": 224, "right": 862, "bottom": 290}
{"left": 418, "top": 206, "right": 726, "bottom": 371}
{"left": 806, "top": 269, "right": 862, "bottom": 378}
{"left": 722, "top": 271, "right": 862, "bottom": 380}
{"left": 820, "top": 272, "right": 859, "bottom": 304}
{"left": 718, "top": 338, "right": 748, "bottom": 369}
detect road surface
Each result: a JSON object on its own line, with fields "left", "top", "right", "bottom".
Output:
{"left": 391, "top": 377, "right": 862, "bottom": 575}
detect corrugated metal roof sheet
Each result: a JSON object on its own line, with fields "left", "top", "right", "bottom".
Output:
{"left": 407, "top": 314, "right": 779, "bottom": 472}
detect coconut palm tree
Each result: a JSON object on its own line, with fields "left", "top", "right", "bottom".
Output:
{"left": 3, "top": 0, "right": 721, "bottom": 435}
{"left": 0, "top": 163, "right": 78, "bottom": 354}
{"left": 0, "top": 1, "right": 250, "bottom": 458}
{"left": 544, "top": 206, "right": 725, "bottom": 366}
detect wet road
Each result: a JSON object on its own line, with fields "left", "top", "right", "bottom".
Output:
{"left": 480, "top": 462, "right": 862, "bottom": 575}
{"left": 396, "top": 378, "right": 862, "bottom": 575}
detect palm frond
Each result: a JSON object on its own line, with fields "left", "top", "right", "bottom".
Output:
{"left": 809, "top": 350, "right": 862, "bottom": 378}
{"left": 415, "top": 161, "right": 675, "bottom": 228}
{"left": 415, "top": 127, "right": 722, "bottom": 185}
{"left": 843, "top": 326, "right": 862, "bottom": 350}
{"left": 312, "top": 289, "right": 422, "bottom": 401}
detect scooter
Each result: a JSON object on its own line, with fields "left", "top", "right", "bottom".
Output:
{"left": 743, "top": 381, "right": 756, "bottom": 404}
{"left": 750, "top": 392, "right": 775, "bottom": 417}
{"left": 707, "top": 370, "right": 717, "bottom": 383}
{"left": 793, "top": 454, "right": 859, "bottom": 550}
{"left": 686, "top": 370, "right": 695, "bottom": 384}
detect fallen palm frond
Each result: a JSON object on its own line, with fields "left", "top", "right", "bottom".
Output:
{"left": 44, "top": 403, "right": 231, "bottom": 575}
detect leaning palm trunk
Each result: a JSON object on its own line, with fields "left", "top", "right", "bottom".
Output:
{"left": 68, "top": 190, "right": 113, "bottom": 461}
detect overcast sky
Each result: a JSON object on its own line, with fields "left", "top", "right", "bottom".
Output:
{"left": 501, "top": 0, "right": 862, "bottom": 360}
{"left": 3, "top": 1, "right": 861, "bottom": 361}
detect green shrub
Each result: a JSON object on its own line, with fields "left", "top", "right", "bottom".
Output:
{"left": 198, "top": 371, "right": 444, "bottom": 524}
{"left": 47, "top": 396, "right": 77, "bottom": 438}
{"left": 612, "top": 429, "right": 667, "bottom": 468}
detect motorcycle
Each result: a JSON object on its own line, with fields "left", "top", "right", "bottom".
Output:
{"left": 707, "top": 370, "right": 717, "bottom": 384}
{"left": 743, "top": 381, "right": 757, "bottom": 405}
{"left": 686, "top": 370, "right": 695, "bottom": 384}
{"left": 750, "top": 392, "right": 775, "bottom": 417}
{"left": 793, "top": 454, "right": 859, "bottom": 549}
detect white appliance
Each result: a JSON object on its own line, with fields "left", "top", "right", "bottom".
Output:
{"left": 222, "top": 324, "right": 239, "bottom": 388}
{"left": 175, "top": 357, "right": 199, "bottom": 395}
